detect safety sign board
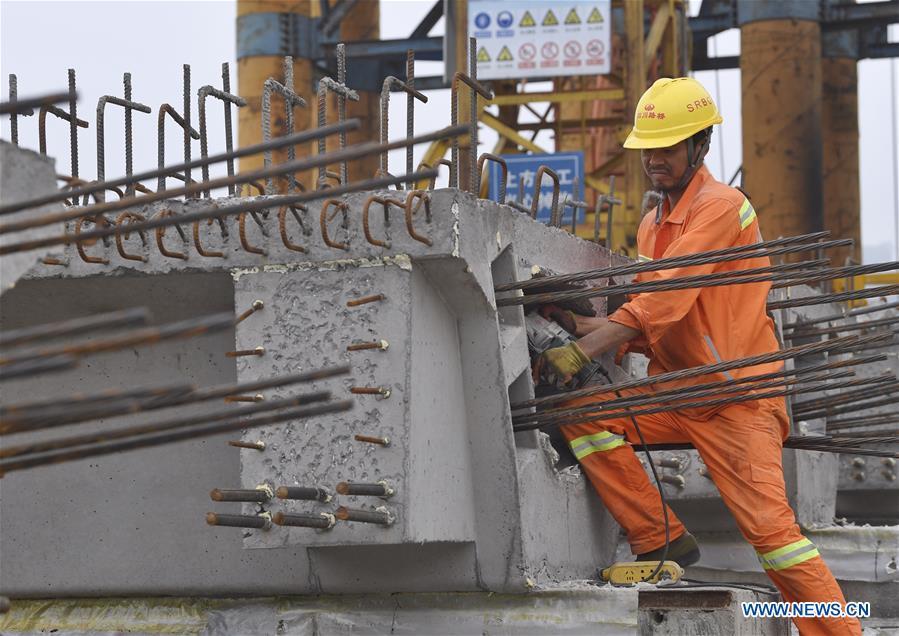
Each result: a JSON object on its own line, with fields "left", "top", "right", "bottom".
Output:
{"left": 487, "top": 152, "right": 586, "bottom": 225}
{"left": 469, "top": 0, "right": 611, "bottom": 80}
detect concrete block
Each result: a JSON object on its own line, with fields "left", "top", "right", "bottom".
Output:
{"left": 638, "top": 587, "right": 790, "bottom": 635}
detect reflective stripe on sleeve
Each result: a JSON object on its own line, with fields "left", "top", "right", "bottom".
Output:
{"left": 739, "top": 198, "right": 757, "bottom": 230}
{"left": 757, "top": 538, "right": 820, "bottom": 571}
{"left": 568, "top": 431, "right": 627, "bottom": 460}
{"left": 638, "top": 254, "right": 653, "bottom": 262}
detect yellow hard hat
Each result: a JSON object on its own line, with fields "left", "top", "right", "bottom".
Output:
{"left": 623, "top": 77, "right": 723, "bottom": 149}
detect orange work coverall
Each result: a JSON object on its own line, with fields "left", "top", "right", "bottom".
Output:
{"left": 560, "top": 165, "right": 861, "bottom": 635}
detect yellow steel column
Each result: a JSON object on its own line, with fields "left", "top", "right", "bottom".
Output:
{"left": 740, "top": 3, "right": 823, "bottom": 252}
{"left": 821, "top": 33, "right": 861, "bottom": 265}
{"left": 621, "top": 0, "right": 647, "bottom": 255}
{"left": 237, "top": 1, "right": 314, "bottom": 190}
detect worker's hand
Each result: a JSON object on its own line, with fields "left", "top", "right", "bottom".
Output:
{"left": 539, "top": 303, "right": 578, "bottom": 334}
{"left": 533, "top": 341, "right": 592, "bottom": 385}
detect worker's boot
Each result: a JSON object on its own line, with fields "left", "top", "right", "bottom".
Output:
{"left": 636, "top": 531, "right": 701, "bottom": 567}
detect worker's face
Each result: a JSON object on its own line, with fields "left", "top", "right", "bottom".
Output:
{"left": 641, "top": 140, "right": 689, "bottom": 191}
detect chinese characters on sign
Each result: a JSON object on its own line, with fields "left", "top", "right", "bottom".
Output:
{"left": 488, "top": 152, "right": 586, "bottom": 225}
{"left": 469, "top": 1, "right": 611, "bottom": 80}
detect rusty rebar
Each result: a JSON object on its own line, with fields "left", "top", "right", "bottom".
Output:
{"left": 346, "top": 294, "right": 385, "bottom": 307}
{"left": 210, "top": 487, "right": 272, "bottom": 503}
{"left": 362, "top": 194, "right": 405, "bottom": 248}
{"left": 335, "top": 506, "right": 394, "bottom": 526}
{"left": 0, "top": 121, "right": 359, "bottom": 217}
{"left": 346, "top": 340, "right": 389, "bottom": 352}
{"left": 379, "top": 69, "right": 428, "bottom": 178}
{"left": 95, "top": 75, "right": 152, "bottom": 201}
{"left": 235, "top": 299, "right": 265, "bottom": 324}
{"left": 157, "top": 103, "right": 200, "bottom": 191}
{"left": 273, "top": 511, "right": 335, "bottom": 529}
{"left": 0, "top": 400, "right": 353, "bottom": 476}
{"left": 317, "top": 47, "right": 360, "bottom": 189}
{"left": 276, "top": 486, "right": 330, "bottom": 502}
{"left": 354, "top": 434, "right": 390, "bottom": 446}
{"left": 0, "top": 90, "right": 69, "bottom": 115}
{"left": 261, "top": 57, "right": 307, "bottom": 194}
{"left": 7, "top": 74, "right": 34, "bottom": 145}
{"left": 1, "top": 365, "right": 348, "bottom": 434}
{"left": 336, "top": 481, "right": 394, "bottom": 497}
{"left": 0, "top": 307, "right": 150, "bottom": 348}
{"left": 449, "top": 38, "right": 493, "bottom": 190}
{"left": 0, "top": 355, "right": 78, "bottom": 383}
{"left": 477, "top": 153, "right": 507, "bottom": 204}
{"left": 0, "top": 126, "right": 462, "bottom": 248}
{"left": 206, "top": 512, "right": 271, "bottom": 530}
{"left": 0, "top": 312, "right": 234, "bottom": 368}
{"left": 228, "top": 440, "right": 265, "bottom": 451}
{"left": 198, "top": 71, "right": 247, "bottom": 197}
{"left": 403, "top": 189, "right": 433, "bottom": 245}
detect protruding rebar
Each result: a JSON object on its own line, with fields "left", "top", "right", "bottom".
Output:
{"left": 157, "top": 103, "right": 201, "bottom": 192}
{"left": 206, "top": 512, "right": 271, "bottom": 530}
{"left": 379, "top": 58, "right": 428, "bottom": 180}
{"left": 236, "top": 299, "right": 265, "bottom": 324}
{"left": 210, "top": 486, "right": 272, "bottom": 502}
{"left": 228, "top": 440, "right": 265, "bottom": 451}
{"left": 183, "top": 64, "right": 192, "bottom": 190}
{"left": 354, "top": 434, "right": 390, "bottom": 446}
{"left": 276, "top": 486, "right": 331, "bottom": 502}
{"left": 350, "top": 386, "right": 390, "bottom": 398}
{"left": 224, "top": 394, "right": 264, "bottom": 403}
{"left": 226, "top": 346, "right": 266, "bottom": 358}
{"left": 0, "top": 307, "right": 150, "bottom": 348}
{"left": 336, "top": 481, "right": 394, "bottom": 497}
{"left": 477, "top": 153, "right": 507, "bottom": 203}
{"left": 8, "top": 74, "right": 33, "bottom": 145}
{"left": 198, "top": 72, "right": 247, "bottom": 197}
{"left": 262, "top": 57, "right": 307, "bottom": 194}
{"left": 96, "top": 77, "right": 152, "bottom": 202}
{"left": 449, "top": 37, "right": 493, "bottom": 191}
{"left": 273, "top": 511, "right": 336, "bottom": 529}
{"left": 346, "top": 294, "right": 384, "bottom": 307}
{"left": 564, "top": 176, "right": 590, "bottom": 233}
{"left": 68, "top": 69, "right": 78, "bottom": 178}
{"left": 335, "top": 506, "right": 394, "bottom": 526}
{"left": 346, "top": 340, "right": 389, "bottom": 352}
{"left": 316, "top": 68, "right": 360, "bottom": 189}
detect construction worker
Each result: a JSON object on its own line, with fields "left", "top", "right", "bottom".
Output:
{"left": 535, "top": 78, "right": 861, "bottom": 636}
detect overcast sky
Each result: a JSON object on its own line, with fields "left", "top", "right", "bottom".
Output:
{"left": 1, "top": 0, "right": 897, "bottom": 262}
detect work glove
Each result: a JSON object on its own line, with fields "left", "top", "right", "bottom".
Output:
{"left": 533, "top": 341, "right": 592, "bottom": 385}
{"left": 539, "top": 303, "right": 578, "bottom": 334}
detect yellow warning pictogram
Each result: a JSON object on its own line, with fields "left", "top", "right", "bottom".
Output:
{"left": 587, "top": 7, "right": 604, "bottom": 23}
{"left": 477, "top": 47, "right": 491, "bottom": 63}
{"left": 519, "top": 10, "right": 536, "bottom": 27}
{"left": 564, "top": 8, "right": 581, "bottom": 24}
{"left": 542, "top": 9, "right": 558, "bottom": 26}
{"left": 497, "top": 45, "right": 513, "bottom": 62}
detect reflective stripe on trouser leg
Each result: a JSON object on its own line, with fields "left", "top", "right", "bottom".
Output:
{"left": 569, "top": 431, "right": 627, "bottom": 460}
{"left": 757, "top": 537, "right": 820, "bottom": 571}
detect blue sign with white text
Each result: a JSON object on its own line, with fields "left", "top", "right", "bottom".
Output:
{"left": 488, "top": 152, "right": 586, "bottom": 224}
